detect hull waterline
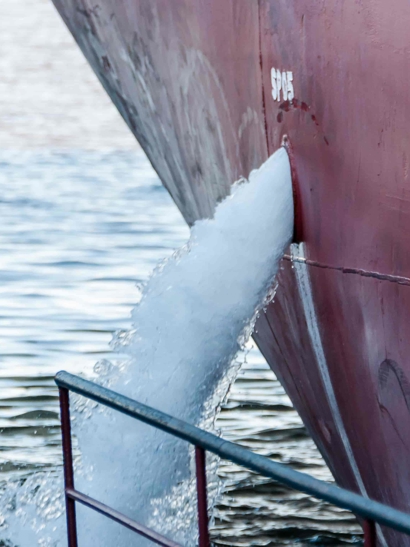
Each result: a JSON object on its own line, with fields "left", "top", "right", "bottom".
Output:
{"left": 51, "top": 1, "right": 410, "bottom": 544}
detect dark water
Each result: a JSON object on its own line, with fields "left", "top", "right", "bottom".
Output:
{"left": 214, "top": 350, "right": 361, "bottom": 546}
{"left": 0, "top": 1, "right": 362, "bottom": 545}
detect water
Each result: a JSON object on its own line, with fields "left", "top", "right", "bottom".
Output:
{"left": 0, "top": 148, "right": 361, "bottom": 546}
{"left": 1, "top": 146, "right": 294, "bottom": 546}
{"left": 214, "top": 348, "right": 361, "bottom": 546}
{"left": 0, "top": 0, "right": 362, "bottom": 545}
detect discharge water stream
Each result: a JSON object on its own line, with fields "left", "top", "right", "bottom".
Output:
{"left": 0, "top": 148, "right": 294, "bottom": 546}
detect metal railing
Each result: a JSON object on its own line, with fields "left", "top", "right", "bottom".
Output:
{"left": 55, "top": 371, "right": 410, "bottom": 546}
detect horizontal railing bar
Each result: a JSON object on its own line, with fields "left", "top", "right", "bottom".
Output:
{"left": 66, "top": 487, "right": 182, "bottom": 547}
{"left": 56, "top": 371, "right": 410, "bottom": 536}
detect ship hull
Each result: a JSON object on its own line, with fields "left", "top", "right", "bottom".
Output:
{"left": 51, "top": 1, "right": 410, "bottom": 544}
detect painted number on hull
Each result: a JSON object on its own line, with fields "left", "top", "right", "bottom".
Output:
{"left": 271, "top": 68, "right": 294, "bottom": 102}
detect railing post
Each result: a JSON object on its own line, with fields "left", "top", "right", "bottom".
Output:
{"left": 363, "top": 519, "right": 377, "bottom": 547}
{"left": 59, "top": 387, "right": 78, "bottom": 547}
{"left": 195, "top": 446, "right": 210, "bottom": 547}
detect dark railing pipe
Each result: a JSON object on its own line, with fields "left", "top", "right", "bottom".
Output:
{"left": 364, "top": 520, "right": 377, "bottom": 547}
{"left": 56, "top": 370, "right": 410, "bottom": 544}
{"left": 195, "top": 447, "right": 210, "bottom": 547}
{"left": 59, "top": 387, "right": 78, "bottom": 547}
{"left": 66, "top": 488, "right": 182, "bottom": 547}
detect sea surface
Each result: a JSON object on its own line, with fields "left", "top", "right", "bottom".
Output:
{"left": 0, "top": 1, "right": 362, "bottom": 545}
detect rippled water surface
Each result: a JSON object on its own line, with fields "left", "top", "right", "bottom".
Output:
{"left": 0, "top": 0, "right": 362, "bottom": 545}
{"left": 214, "top": 349, "right": 361, "bottom": 546}
{"left": 0, "top": 150, "right": 362, "bottom": 545}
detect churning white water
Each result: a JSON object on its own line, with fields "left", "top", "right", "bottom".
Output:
{"left": 1, "top": 147, "right": 293, "bottom": 546}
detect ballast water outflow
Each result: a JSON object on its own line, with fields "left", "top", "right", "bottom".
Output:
{"left": 2, "top": 147, "right": 294, "bottom": 546}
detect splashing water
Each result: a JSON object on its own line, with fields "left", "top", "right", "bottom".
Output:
{"left": 0, "top": 147, "right": 293, "bottom": 546}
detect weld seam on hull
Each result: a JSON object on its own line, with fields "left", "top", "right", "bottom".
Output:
{"left": 284, "top": 254, "right": 410, "bottom": 287}
{"left": 257, "top": 0, "right": 270, "bottom": 156}
{"left": 291, "top": 243, "right": 388, "bottom": 547}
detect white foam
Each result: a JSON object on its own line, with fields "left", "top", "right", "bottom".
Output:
{"left": 1, "top": 147, "right": 293, "bottom": 546}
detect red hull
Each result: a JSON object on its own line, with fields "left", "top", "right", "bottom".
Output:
{"left": 51, "top": 1, "right": 410, "bottom": 544}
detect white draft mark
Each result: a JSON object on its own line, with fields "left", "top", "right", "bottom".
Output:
{"left": 271, "top": 68, "right": 294, "bottom": 102}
